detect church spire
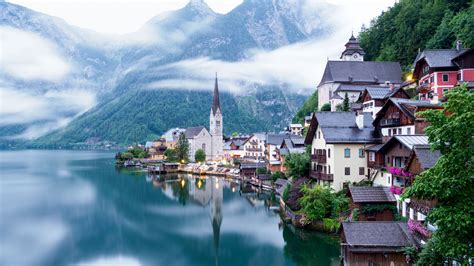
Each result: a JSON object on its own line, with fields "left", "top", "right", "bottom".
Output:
{"left": 340, "top": 33, "right": 365, "bottom": 61}
{"left": 212, "top": 73, "right": 221, "bottom": 115}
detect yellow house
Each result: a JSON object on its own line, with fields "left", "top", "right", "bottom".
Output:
{"left": 304, "top": 112, "right": 381, "bottom": 191}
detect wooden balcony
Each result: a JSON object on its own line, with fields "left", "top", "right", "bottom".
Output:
{"left": 309, "top": 170, "right": 333, "bottom": 181}
{"left": 311, "top": 154, "right": 327, "bottom": 163}
{"left": 368, "top": 161, "right": 384, "bottom": 169}
{"left": 380, "top": 118, "right": 401, "bottom": 127}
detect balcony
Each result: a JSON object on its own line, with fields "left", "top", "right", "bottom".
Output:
{"left": 368, "top": 161, "right": 384, "bottom": 169}
{"left": 380, "top": 118, "right": 401, "bottom": 127}
{"left": 309, "top": 171, "right": 333, "bottom": 181}
{"left": 246, "top": 147, "right": 261, "bottom": 152}
{"left": 311, "top": 154, "right": 327, "bottom": 163}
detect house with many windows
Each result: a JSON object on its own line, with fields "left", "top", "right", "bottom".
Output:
{"left": 357, "top": 85, "right": 410, "bottom": 118}
{"left": 242, "top": 133, "right": 266, "bottom": 161}
{"left": 304, "top": 112, "right": 380, "bottom": 191}
{"left": 413, "top": 41, "right": 473, "bottom": 100}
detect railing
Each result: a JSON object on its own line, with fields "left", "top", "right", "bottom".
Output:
{"left": 368, "top": 161, "right": 385, "bottom": 169}
{"left": 311, "top": 154, "right": 326, "bottom": 163}
{"left": 246, "top": 147, "right": 261, "bottom": 152}
{"left": 380, "top": 118, "right": 401, "bottom": 127}
{"left": 309, "top": 171, "right": 333, "bottom": 181}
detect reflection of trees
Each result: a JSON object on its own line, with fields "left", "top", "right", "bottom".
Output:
{"left": 171, "top": 179, "right": 190, "bottom": 205}
{"left": 282, "top": 224, "right": 340, "bottom": 266}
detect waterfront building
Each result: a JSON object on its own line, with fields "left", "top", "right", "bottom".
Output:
{"left": 242, "top": 133, "right": 266, "bottom": 161}
{"left": 144, "top": 138, "right": 167, "bottom": 160}
{"left": 347, "top": 186, "right": 396, "bottom": 221}
{"left": 340, "top": 222, "right": 418, "bottom": 265}
{"left": 161, "top": 128, "right": 185, "bottom": 150}
{"left": 265, "top": 133, "right": 289, "bottom": 172}
{"left": 304, "top": 112, "right": 380, "bottom": 191}
{"left": 223, "top": 138, "right": 246, "bottom": 162}
{"left": 318, "top": 34, "right": 403, "bottom": 111}
{"left": 413, "top": 42, "right": 473, "bottom": 100}
{"left": 279, "top": 135, "right": 306, "bottom": 174}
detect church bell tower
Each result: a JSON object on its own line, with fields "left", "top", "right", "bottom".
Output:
{"left": 210, "top": 74, "right": 223, "bottom": 160}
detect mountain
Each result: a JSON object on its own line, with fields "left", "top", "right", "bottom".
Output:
{"left": 0, "top": 0, "right": 333, "bottom": 147}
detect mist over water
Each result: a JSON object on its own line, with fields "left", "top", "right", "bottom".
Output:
{"left": 0, "top": 150, "right": 340, "bottom": 265}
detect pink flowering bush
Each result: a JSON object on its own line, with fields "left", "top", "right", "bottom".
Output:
{"left": 390, "top": 186, "right": 404, "bottom": 195}
{"left": 408, "top": 219, "right": 431, "bottom": 238}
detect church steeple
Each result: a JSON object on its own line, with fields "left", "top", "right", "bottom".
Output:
{"left": 340, "top": 33, "right": 365, "bottom": 61}
{"left": 212, "top": 73, "right": 221, "bottom": 115}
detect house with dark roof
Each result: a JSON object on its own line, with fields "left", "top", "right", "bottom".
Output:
{"left": 340, "top": 222, "right": 419, "bottom": 265}
{"left": 279, "top": 135, "right": 306, "bottom": 174}
{"left": 373, "top": 98, "right": 442, "bottom": 142}
{"left": 357, "top": 85, "right": 410, "bottom": 118}
{"left": 348, "top": 186, "right": 396, "bottom": 221}
{"left": 318, "top": 34, "right": 403, "bottom": 111}
{"left": 304, "top": 112, "right": 381, "bottom": 191}
{"left": 413, "top": 41, "right": 473, "bottom": 100}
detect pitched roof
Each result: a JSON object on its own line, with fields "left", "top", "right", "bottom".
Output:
{"left": 342, "top": 222, "right": 417, "bottom": 248}
{"left": 379, "top": 135, "right": 429, "bottom": 153}
{"left": 266, "top": 133, "right": 289, "bottom": 145}
{"left": 211, "top": 76, "right": 221, "bottom": 115}
{"left": 335, "top": 84, "right": 367, "bottom": 93}
{"left": 414, "top": 48, "right": 470, "bottom": 68}
{"left": 340, "top": 34, "right": 366, "bottom": 59}
{"left": 412, "top": 145, "right": 441, "bottom": 170}
{"left": 373, "top": 98, "right": 442, "bottom": 125}
{"left": 318, "top": 61, "right": 402, "bottom": 86}
{"left": 349, "top": 186, "right": 396, "bottom": 203}
{"left": 162, "top": 128, "right": 185, "bottom": 142}
{"left": 184, "top": 126, "right": 207, "bottom": 139}
{"left": 305, "top": 112, "right": 380, "bottom": 144}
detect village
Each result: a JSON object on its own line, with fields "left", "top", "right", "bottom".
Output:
{"left": 115, "top": 35, "right": 474, "bottom": 265}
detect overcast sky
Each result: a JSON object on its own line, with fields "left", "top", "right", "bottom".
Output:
{"left": 7, "top": 0, "right": 395, "bottom": 34}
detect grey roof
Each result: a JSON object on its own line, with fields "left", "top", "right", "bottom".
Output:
{"left": 257, "top": 174, "right": 272, "bottom": 181}
{"left": 414, "top": 48, "right": 470, "bottom": 68}
{"left": 365, "top": 144, "right": 384, "bottom": 152}
{"left": 275, "top": 179, "right": 288, "bottom": 186}
{"left": 184, "top": 126, "right": 206, "bottom": 138}
{"left": 365, "top": 86, "right": 393, "bottom": 100}
{"left": 211, "top": 76, "right": 221, "bottom": 115}
{"left": 342, "top": 222, "right": 416, "bottom": 248}
{"left": 335, "top": 84, "right": 367, "bottom": 93}
{"left": 375, "top": 98, "right": 441, "bottom": 123}
{"left": 349, "top": 186, "right": 396, "bottom": 203}
{"left": 379, "top": 135, "right": 429, "bottom": 153}
{"left": 319, "top": 61, "right": 402, "bottom": 86}
{"left": 240, "top": 162, "right": 265, "bottom": 169}
{"left": 314, "top": 112, "right": 380, "bottom": 144}
{"left": 413, "top": 145, "right": 441, "bottom": 169}
{"left": 266, "top": 133, "right": 289, "bottom": 145}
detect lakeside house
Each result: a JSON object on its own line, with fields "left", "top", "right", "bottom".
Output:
{"left": 348, "top": 186, "right": 397, "bottom": 221}
{"left": 279, "top": 135, "right": 306, "bottom": 174}
{"left": 318, "top": 34, "right": 403, "bottom": 111}
{"left": 242, "top": 133, "right": 266, "bottom": 161}
{"left": 413, "top": 42, "right": 473, "bottom": 100}
{"left": 223, "top": 138, "right": 246, "bottom": 162}
{"left": 340, "top": 222, "right": 419, "bottom": 265}
{"left": 145, "top": 139, "right": 167, "bottom": 160}
{"left": 265, "top": 133, "right": 289, "bottom": 172}
{"left": 289, "top": 123, "right": 303, "bottom": 135}
{"left": 305, "top": 112, "right": 380, "bottom": 191}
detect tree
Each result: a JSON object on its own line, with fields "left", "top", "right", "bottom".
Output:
{"left": 284, "top": 153, "right": 310, "bottom": 179}
{"left": 293, "top": 90, "right": 318, "bottom": 124}
{"left": 403, "top": 85, "right": 474, "bottom": 263}
{"left": 320, "top": 103, "right": 331, "bottom": 112}
{"left": 175, "top": 133, "right": 189, "bottom": 163}
{"left": 194, "top": 149, "right": 206, "bottom": 162}
{"left": 298, "top": 184, "right": 349, "bottom": 222}
{"left": 164, "top": 148, "right": 177, "bottom": 162}
{"left": 272, "top": 171, "right": 285, "bottom": 182}
{"left": 342, "top": 93, "right": 350, "bottom": 111}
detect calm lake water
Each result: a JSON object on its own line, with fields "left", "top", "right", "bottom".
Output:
{"left": 0, "top": 150, "right": 340, "bottom": 266}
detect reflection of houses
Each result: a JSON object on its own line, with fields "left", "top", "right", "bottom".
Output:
{"left": 318, "top": 34, "right": 402, "bottom": 111}
{"left": 413, "top": 42, "right": 473, "bottom": 100}
{"left": 305, "top": 112, "right": 380, "bottom": 191}
{"left": 340, "top": 222, "right": 418, "bottom": 266}
{"left": 348, "top": 186, "right": 396, "bottom": 221}
{"left": 209, "top": 178, "right": 223, "bottom": 264}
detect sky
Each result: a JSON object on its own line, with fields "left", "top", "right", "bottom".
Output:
{"left": 6, "top": 0, "right": 394, "bottom": 34}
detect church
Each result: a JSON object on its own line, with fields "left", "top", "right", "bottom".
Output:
{"left": 181, "top": 75, "right": 224, "bottom": 161}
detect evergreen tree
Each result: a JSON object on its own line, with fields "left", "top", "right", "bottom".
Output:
{"left": 404, "top": 85, "right": 474, "bottom": 263}
{"left": 342, "top": 93, "right": 350, "bottom": 111}
{"left": 175, "top": 133, "right": 189, "bottom": 163}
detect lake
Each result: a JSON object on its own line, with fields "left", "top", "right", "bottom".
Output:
{"left": 0, "top": 150, "right": 340, "bottom": 266}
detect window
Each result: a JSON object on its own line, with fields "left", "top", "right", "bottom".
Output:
{"left": 430, "top": 76, "right": 434, "bottom": 83}
{"left": 388, "top": 130, "right": 392, "bottom": 136}
{"left": 318, "top": 131, "right": 320, "bottom": 139}
{"left": 344, "top": 148, "right": 350, "bottom": 158}
{"left": 443, "top": 88, "right": 449, "bottom": 93}
{"left": 328, "top": 149, "right": 331, "bottom": 158}
{"left": 407, "top": 128, "right": 411, "bottom": 135}
{"left": 457, "top": 73, "right": 461, "bottom": 81}
{"left": 328, "top": 165, "right": 331, "bottom": 174}
{"left": 392, "top": 129, "right": 397, "bottom": 135}
{"left": 345, "top": 167, "right": 350, "bottom": 175}
{"left": 398, "top": 128, "right": 402, "bottom": 135}
{"left": 202, "top": 143, "right": 206, "bottom": 150}
{"left": 386, "top": 156, "right": 391, "bottom": 164}
{"left": 359, "top": 148, "right": 364, "bottom": 158}
{"left": 388, "top": 175, "right": 391, "bottom": 184}
{"left": 359, "top": 167, "right": 365, "bottom": 175}
{"left": 442, "top": 74, "right": 449, "bottom": 82}
{"left": 394, "top": 157, "right": 402, "bottom": 167}
{"left": 369, "top": 152, "right": 375, "bottom": 162}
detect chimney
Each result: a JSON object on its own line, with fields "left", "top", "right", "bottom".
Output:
{"left": 431, "top": 93, "right": 439, "bottom": 105}
{"left": 456, "top": 40, "right": 463, "bottom": 51}
{"left": 356, "top": 113, "right": 364, "bottom": 130}
{"left": 389, "top": 83, "right": 395, "bottom": 91}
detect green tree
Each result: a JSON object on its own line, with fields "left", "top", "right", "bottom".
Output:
{"left": 271, "top": 171, "right": 285, "bottom": 182}
{"left": 293, "top": 90, "right": 318, "bottom": 124}
{"left": 284, "top": 153, "right": 310, "bottom": 179}
{"left": 175, "top": 133, "right": 189, "bottom": 163}
{"left": 342, "top": 93, "right": 350, "bottom": 111}
{"left": 194, "top": 149, "right": 206, "bottom": 162}
{"left": 164, "top": 148, "right": 177, "bottom": 161}
{"left": 320, "top": 103, "right": 331, "bottom": 112}
{"left": 298, "top": 184, "right": 349, "bottom": 222}
{"left": 403, "top": 85, "right": 474, "bottom": 263}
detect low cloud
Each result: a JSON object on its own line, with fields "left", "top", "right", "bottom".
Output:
{"left": 0, "top": 87, "right": 96, "bottom": 139}
{"left": 0, "top": 26, "right": 71, "bottom": 82}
